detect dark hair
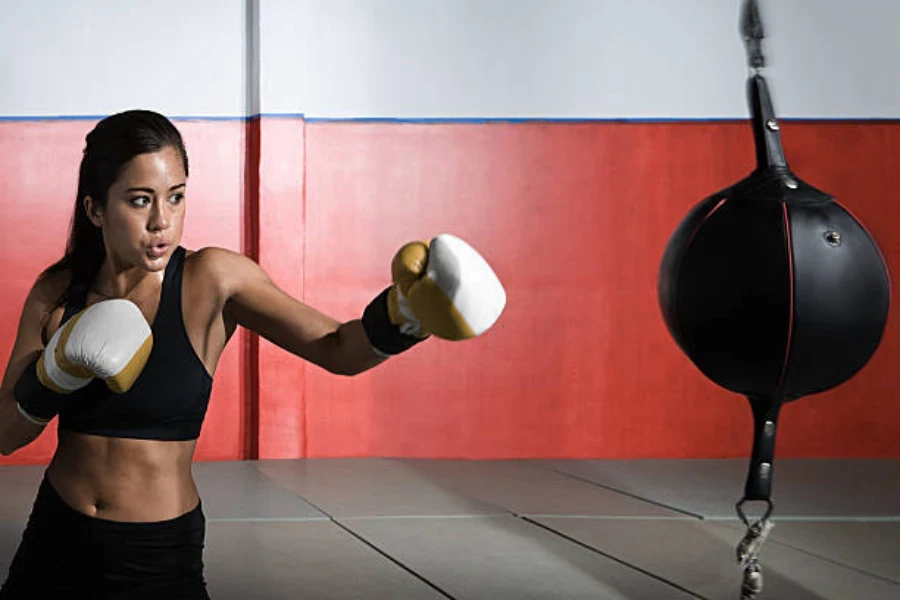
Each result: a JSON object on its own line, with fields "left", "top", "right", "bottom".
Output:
{"left": 44, "top": 110, "right": 188, "bottom": 304}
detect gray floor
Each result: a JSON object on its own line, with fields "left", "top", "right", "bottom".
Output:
{"left": 1, "top": 458, "right": 898, "bottom": 599}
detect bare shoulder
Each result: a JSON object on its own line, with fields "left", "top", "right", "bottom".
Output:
{"left": 183, "top": 246, "right": 270, "bottom": 300}
{"left": 16, "top": 266, "right": 71, "bottom": 351}
{"left": 184, "top": 246, "right": 261, "bottom": 279}
{"left": 30, "top": 267, "right": 71, "bottom": 311}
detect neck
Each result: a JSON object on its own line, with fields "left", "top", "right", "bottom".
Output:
{"left": 92, "top": 254, "right": 164, "bottom": 299}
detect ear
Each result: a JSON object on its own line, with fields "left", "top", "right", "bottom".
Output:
{"left": 84, "top": 195, "right": 104, "bottom": 228}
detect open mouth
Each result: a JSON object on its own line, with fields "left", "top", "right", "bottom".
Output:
{"left": 147, "top": 242, "right": 169, "bottom": 258}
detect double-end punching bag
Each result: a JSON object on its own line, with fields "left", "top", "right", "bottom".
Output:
{"left": 658, "top": 1, "right": 890, "bottom": 598}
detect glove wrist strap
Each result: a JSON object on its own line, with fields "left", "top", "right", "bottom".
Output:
{"left": 13, "top": 356, "right": 69, "bottom": 422}
{"left": 362, "top": 288, "right": 427, "bottom": 356}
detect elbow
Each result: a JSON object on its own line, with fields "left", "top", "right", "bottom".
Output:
{"left": 0, "top": 430, "right": 40, "bottom": 457}
{"left": 325, "top": 363, "right": 367, "bottom": 377}
{"left": 313, "top": 325, "right": 387, "bottom": 376}
{"left": 0, "top": 435, "right": 18, "bottom": 457}
{"left": 0, "top": 427, "right": 12, "bottom": 456}
{"left": 0, "top": 415, "right": 42, "bottom": 457}
{"left": 0, "top": 426, "right": 23, "bottom": 455}
{"left": 324, "top": 355, "right": 382, "bottom": 377}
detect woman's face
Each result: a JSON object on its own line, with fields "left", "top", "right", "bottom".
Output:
{"left": 87, "top": 146, "right": 187, "bottom": 273}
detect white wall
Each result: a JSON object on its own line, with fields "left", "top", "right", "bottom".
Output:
{"left": 2, "top": 0, "right": 899, "bottom": 119}
{"left": 0, "top": 0, "right": 246, "bottom": 118}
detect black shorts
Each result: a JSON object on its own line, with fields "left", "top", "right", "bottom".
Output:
{"left": 0, "top": 474, "right": 209, "bottom": 600}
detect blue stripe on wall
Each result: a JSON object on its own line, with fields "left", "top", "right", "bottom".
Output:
{"left": 2, "top": 114, "right": 900, "bottom": 124}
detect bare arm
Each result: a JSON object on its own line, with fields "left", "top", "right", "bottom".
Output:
{"left": 203, "top": 248, "right": 388, "bottom": 376}
{"left": 0, "top": 274, "right": 63, "bottom": 455}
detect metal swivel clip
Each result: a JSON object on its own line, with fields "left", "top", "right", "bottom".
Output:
{"left": 735, "top": 500, "right": 775, "bottom": 599}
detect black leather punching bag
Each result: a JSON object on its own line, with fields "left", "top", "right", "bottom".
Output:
{"left": 657, "top": 0, "right": 891, "bottom": 519}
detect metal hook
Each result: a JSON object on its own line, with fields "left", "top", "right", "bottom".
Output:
{"left": 735, "top": 497, "right": 775, "bottom": 598}
{"left": 736, "top": 517, "right": 775, "bottom": 568}
{"left": 736, "top": 497, "right": 773, "bottom": 526}
{"left": 740, "top": 0, "right": 767, "bottom": 71}
{"left": 741, "top": 560, "right": 765, "bottom": 599}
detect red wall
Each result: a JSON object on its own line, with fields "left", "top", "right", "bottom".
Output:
{"left": 2, "top": 118, "right": 899, "bottom": 464}
{"left": 0, "top": 119, "right": 246, "bottom": 464}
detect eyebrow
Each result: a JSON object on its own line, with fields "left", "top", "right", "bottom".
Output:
{"left": 125, "top": 183, "right": 186, "bottom": 194}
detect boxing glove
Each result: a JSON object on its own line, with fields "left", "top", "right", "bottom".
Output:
{"left": 38, "top": 299, "right": 153, "bottom": 394}
{"left": 363, "top": 234, "right": 505, "bottom": 355}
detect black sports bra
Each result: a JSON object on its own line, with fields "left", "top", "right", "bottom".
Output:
{"left": 57, "top": 246, "right": 213, "bottom": 441}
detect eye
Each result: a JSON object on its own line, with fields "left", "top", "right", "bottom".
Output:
{"left": 129, "top": 196, "right": 151, "bottom": 207}
{"left": 169, "top": 193, "right": 185, "bottom": 204}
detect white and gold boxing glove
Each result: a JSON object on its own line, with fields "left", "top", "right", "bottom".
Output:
{"left": 15, "top": 298, "right": 154, "bottom": 426}
{"left": 363, "top": 234, "right": 506, "bottom": 355}
{"left": 39, "top": 298, "right": 153, "bottom": 394}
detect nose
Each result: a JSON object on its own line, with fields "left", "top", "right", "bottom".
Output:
{"left": 148, "top": 199, "right": 171, "bottom": 232}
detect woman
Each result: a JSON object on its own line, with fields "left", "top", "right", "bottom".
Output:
{"left": 0, "top": 110, "right": 504, "bottom": 598}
